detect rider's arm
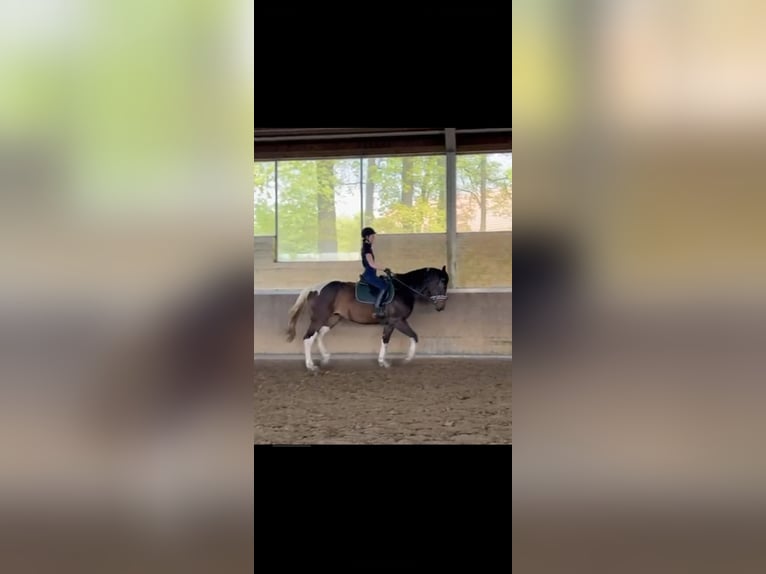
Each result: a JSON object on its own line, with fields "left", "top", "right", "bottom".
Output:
{"left": 365, "top": 253, "right": 384, "bottom": 271}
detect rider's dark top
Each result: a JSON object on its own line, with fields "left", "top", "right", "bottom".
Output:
{"left": 361, "top": 241, "right": 375, "bottom": 272}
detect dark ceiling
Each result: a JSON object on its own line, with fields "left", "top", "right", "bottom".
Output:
{"left": 253, "top": 128, "right": 511, "bottom": 160}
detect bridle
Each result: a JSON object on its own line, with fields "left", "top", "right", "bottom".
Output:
{"left": 389, "top": 271, "right": 448, "bottom": 308}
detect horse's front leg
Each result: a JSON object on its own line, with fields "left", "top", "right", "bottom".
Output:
{"left": 394, "top": 319, "right": 419, "bottom": 362}
{"left": 378, "top": 323, "right": 396, "bottom": 368}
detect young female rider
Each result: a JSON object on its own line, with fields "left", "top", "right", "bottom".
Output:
{"left": 360, "top": 227, "right": 391, "bottom": 318}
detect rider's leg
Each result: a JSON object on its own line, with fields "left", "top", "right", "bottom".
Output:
{"left": 373, "top": 287, "right": 387, "bottom": 318}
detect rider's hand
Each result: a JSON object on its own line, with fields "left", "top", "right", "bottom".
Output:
{"left": 384, "top": 268, "right": 392, "bottom": 274}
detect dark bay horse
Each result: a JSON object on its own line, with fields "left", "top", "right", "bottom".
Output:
{"left": 286, "top": 266, "right": 449, "bottom": 370}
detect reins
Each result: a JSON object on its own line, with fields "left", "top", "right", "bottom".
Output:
{"left": 389, "top": 270, "right": 448, "bottom": 308}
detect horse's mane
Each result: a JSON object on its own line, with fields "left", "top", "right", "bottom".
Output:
{"left": 395, "top": 267, "right": 447, "bottom": 289}
{"left": 395, "top": 267, "right": 429, "bottom": 286}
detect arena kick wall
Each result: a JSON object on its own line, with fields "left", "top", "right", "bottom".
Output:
{"left": 254, "top": 290, "right": 511, "bottom": 356}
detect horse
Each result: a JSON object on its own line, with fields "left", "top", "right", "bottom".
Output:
{"left": 286, "top": 266, "right": 450, "bottom": 371}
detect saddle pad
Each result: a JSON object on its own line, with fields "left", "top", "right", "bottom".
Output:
{"left": 355, "top": 279, "right": 395, "bottom": 305}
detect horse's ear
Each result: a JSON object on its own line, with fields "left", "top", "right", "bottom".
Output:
{"left": 442, "top": 265, "right": 446, "bottom": 272}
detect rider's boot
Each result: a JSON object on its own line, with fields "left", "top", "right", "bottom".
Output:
{"left": 372, "top": 288, "right": 387, "bottom": 319}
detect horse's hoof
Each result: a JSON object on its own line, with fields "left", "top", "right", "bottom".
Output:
{"left": 403, "top": 357, "right": 413, "bottom": 363}
{"left": 321, "top": 355, "right": 331, "bottom": 365}
{"left": 306, "top": 362, "right": 318, "bottom": 372}
{"left": 378, "top": 360, "right": 390, "bottom": 368}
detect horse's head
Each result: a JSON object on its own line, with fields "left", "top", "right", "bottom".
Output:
{"left": 423, "top": 265, "right": 450, "bottom": 311}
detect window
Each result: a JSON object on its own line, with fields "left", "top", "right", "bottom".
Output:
{"left": 253, "top": 161, "right": 275, "bottom": 236}
{"left": 276, "top": 159, "right": 361, "bottom": 261}
{"left": 456, "top": 153, "right": 512, "bottom": 232}
{"left": 256, "top": 156, "right": 446, "bottom": 261}
{"left": 362, "top": 155, "right": 446, "bottom": 233}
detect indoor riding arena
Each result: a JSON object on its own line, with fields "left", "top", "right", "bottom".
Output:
{"left": 254, "top": 128, "right": 511, "bottom": 444}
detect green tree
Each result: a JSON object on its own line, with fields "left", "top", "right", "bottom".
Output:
{"left": 370, "top": 155, "right": 445, "bottom": 233}
{"left": 316, "top": 160, "right": 338, "bottom": 254}
{"left": 457, "top": 154, "right": 511, "bottom": 231}
{"left": 276, "top": 160, "right": 319, "bottom": 258}
{"left": 275, "top": 159, "right": 360, "bottom": 260}
{"left": 364, "top": 158, "right": 377, "bottom": 225}
{"left": 262, "top": 154, "right": 455, "bottom": 259}
{"left": 337, "top": 216, "right": 362, "bottom": 255}
{"left": 401, "top": 157, "right": 414, "bottom": 209}
{"left": 253, "top": 161, "right": 275, "bottom": 235}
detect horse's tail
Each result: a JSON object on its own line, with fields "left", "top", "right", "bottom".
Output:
{"left": 286, "top": 285, "right": 318, "bottom": 342}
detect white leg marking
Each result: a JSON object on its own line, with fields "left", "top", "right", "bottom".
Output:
{"left": 304, "top": 333, "right": 318, "bottom": 371}
{"left": 317, "top": 326, "right": 331, "bottom": 364}
{"left": 378, "top": 340, "right": 390, "bottom": 368}
{"left": 404, "top": 337, "right": 417, "bottom": 362}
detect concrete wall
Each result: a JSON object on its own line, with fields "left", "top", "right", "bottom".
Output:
{"left": 254, "top": 231, "right": 512, "bottom": 289}
{"left": 254, "top": 291, "right": 512, "bottom": 356}
{"left": 456, "top": 232, "right": 512, "bottom": 287}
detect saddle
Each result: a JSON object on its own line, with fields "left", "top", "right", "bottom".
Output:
{"left": 355, "top": 275, "right": 395, "bottom": 305}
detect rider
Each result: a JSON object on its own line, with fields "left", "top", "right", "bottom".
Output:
{"left": 361, "top": 227, "right": 391, "bottom": 318}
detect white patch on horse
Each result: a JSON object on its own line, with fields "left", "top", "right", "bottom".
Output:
{"left": 304, "top": 333, "right": 318, "bottom": 371}
{"left": 378, "top": 340, "right": 390, "bottom": 368}
{"left": 405, "top": 337, "right": 417, "bottom": 362}
{"left": 317, "top": 326, "right": 331, "bottom": 364}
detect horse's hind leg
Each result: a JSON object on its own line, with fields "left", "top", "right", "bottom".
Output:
{"left": 394, "top": 319, "right": 419, "bottom": 362}
{"left": 303, "top": 317, "right": 330, "bottom": 371}
{"left": 302, "top": 324, "right": 320, "bottom": 371}
{"left": 302, "top": 293, "right": 338, "bottom": 371}
{"left": 317, "top": 314, "right": 341, "bottom": 365}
